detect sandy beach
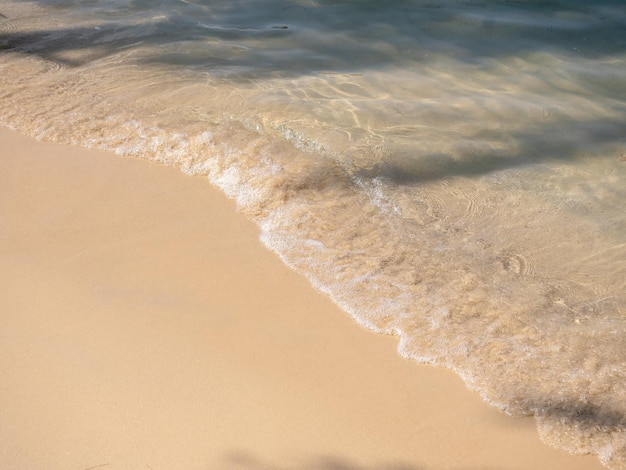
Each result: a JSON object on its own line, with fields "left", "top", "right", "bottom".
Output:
{"left": 0, "top": 126, "right": 605, "bottom": 470}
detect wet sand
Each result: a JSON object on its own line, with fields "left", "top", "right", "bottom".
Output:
{"left": 0, "top": 127, "right": 604, "bottom": 470}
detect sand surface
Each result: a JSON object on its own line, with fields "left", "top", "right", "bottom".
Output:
{"left": 0, "top": 127, "right": 604, "bottom": 470}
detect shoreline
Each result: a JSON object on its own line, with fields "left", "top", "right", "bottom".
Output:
{"left": 0, "top": 126, "right": 604, "bottom": 470}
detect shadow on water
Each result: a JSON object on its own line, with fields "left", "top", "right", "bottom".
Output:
{"left": 1, "top": 0, "right": 625, "bottom": 73}
{"left": 354, "top": 117, "right": 626, "bottom": 185}
{"left": 532, "top": 399, "right": 626, "bottom": 433}
{"left": 0, "top": 0, "right": 625, "bottom": 182}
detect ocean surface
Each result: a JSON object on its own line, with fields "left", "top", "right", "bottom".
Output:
{"left": 1, "top": 0, "right": 625, "bottom": 467}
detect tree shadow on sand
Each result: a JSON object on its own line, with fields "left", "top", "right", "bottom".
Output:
{"left": 221, "top": 451, "right": 503, "bottom": 470}
{"left": 224, "top": 452, "right": 423, "bottom": 470}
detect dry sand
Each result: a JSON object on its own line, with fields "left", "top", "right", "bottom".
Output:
{"left": 0, "top": 126, "right": 604, "bottom": 470}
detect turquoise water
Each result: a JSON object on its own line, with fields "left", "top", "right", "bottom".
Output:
{"left": 1, "top": 1, "right": 625, "bottom": 467}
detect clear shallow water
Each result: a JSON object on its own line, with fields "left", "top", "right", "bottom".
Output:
{"left": 1, "top": 0, "right": 625, "bottom": 467}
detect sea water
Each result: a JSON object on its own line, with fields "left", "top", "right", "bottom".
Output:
{"left": 1, "top": 0, "right": 625, "bottom": 467}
